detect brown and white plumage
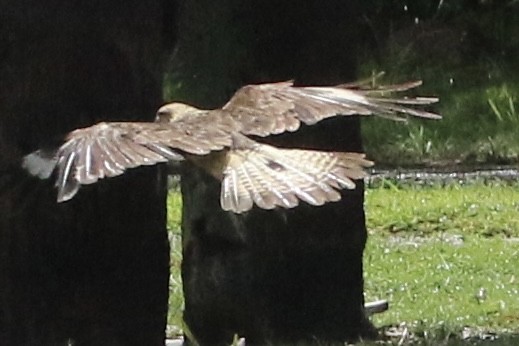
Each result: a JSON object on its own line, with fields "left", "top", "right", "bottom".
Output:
{"left": 22, "top": 79, "right": 439, "bottom": 213}
{"left": 219, "top": 134, "right": 371, "bottom": 213}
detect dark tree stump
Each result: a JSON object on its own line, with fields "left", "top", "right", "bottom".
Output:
{"left": 0, "top": 2, "right": 174, "bottom": 345}
{"left": 171, "top": 1, "right": 378, "bottom": 344}
{"left": 181, "top": 119, "right": 374, "bottom": 346}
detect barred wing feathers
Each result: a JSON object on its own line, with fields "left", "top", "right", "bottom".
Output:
{"left": 220, "top": 134, "right": 373, "bottom": 213}
{"left": 24, "top": 121, "right": 232, "bottom": 202}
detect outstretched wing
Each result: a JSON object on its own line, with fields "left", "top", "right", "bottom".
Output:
{"left": 220, "top": 134, "right": 373, "bottom": 213}
{"left": 221, "top": 80, "right": 440, "bottom": 137}
{"left": 23, "top": 77, "right": 440, "bottom": 208}
{"left": 23, "top": 121, "right": 234, "bottom": 202}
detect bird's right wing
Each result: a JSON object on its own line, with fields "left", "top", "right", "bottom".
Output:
{"left": 23, "top": 120, "right": 233, "bottom": 202}
{"left": 220, "top": 134, "right": 373, "bottom": 213}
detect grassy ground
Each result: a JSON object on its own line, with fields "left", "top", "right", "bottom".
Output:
{"left": 166, "top": 182, "right": 519, "bottom": 344}
{"left": 364, "top": 182, "right": 519, "bottom": 345}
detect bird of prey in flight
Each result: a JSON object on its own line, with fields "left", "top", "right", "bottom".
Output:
{"left": 23, "top": 79, "right": 440, "bottom": 213}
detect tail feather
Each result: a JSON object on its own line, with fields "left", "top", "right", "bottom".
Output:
{"left": 220, "top": 134, "right": 373, "bottom": 213}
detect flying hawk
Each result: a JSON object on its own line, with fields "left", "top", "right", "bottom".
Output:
{"left": 22, "top": 79, "right": 440, "bottom": 213}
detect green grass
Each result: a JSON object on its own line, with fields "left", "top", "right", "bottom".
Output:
{"left": 361, "top": 80, "right": 519, "bottom": 166}
{"left": 166, "top": 182, "right": 519, "bottom": 344}
{"left": 166, "top": 192, "right": 184, "bottom": 337}
{"left": 364, "top": 183, "right": 519, "bottom": 344}
{"left": 365, "top": 183, "right": 519, "bottom": 237}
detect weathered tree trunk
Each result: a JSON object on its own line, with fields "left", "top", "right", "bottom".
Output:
{"left": 171, "top": 1, "right": 377, "bottom": 344}
{"left": 0, "top": 1, "right": 174, "bottom": 345}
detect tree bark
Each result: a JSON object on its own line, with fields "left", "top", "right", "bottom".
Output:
{"left": 0, "top": 1, "right": 174, "bottom": 345}
{"left": 171, "top": 0, "right": 377, "bottom": 344}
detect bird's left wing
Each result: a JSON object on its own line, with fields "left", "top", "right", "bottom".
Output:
{"left": 222, "top": 80, "right": 440, "bottom": 137}
{"left": 23, "top": 120, "right": 233, "bottom": 202}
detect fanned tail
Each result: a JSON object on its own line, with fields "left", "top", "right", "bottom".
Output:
{"left": 220, "top": 134, "right": 373, "bottom": 213}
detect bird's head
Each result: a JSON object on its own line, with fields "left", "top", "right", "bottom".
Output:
{"left": 155, "top": 102, "right": 203, "bottom": 123}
